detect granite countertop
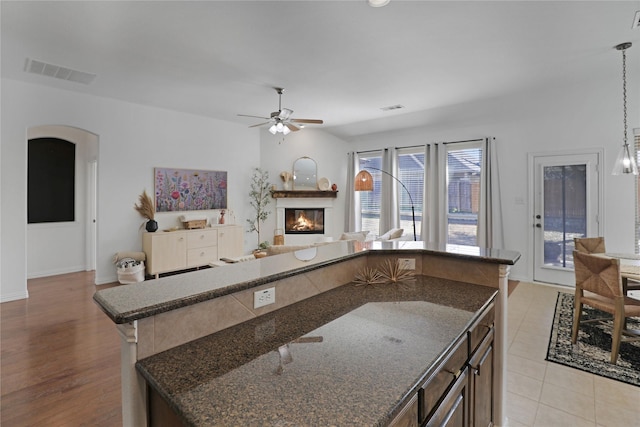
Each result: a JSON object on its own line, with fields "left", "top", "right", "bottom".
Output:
{"left": 93, "top": 240, "right": 519, "bottom": 324}
{"left": 136, "top": 276, "right": 497, "bottom": 426}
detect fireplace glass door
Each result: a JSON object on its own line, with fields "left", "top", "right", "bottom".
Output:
{"left": 285, "top": 208, "right": 324, "bottom": 234}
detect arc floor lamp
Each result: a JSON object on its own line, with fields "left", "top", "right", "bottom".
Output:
{"left": 354, "top": 167, "right": 417, "bottom": 241}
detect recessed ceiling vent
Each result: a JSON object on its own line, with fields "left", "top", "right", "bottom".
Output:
{"left": 23, "top": 58, "right": 97, "bottom": 85}
{"left": 380, "top": 104, "right": 405, "bottom": 111}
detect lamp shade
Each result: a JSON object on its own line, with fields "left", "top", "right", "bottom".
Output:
{"left": 612, "top": 143, "right": 638, "bottom": 175}
{"left": 354, "top": 170, "right": 374, "bottom": 191}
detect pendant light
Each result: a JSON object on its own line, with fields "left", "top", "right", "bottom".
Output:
{"left": 612, "top": 42, "right": 638, "bottom": 175}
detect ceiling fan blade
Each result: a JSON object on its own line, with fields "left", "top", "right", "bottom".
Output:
{"left": 238, "top": 114, "right": 270, "bottom": 120}
{"left": 291, "top": 119, "right": 324, "bottom": 124}
{"left": 249, "top": 122, "right": 270, "bottom": 128}
{"left": 286, "top": 123, "right": 300, "bottom": 132}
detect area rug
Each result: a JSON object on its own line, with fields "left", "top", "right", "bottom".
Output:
{"left": 546, "top": 292, "right": 640, "bottom": 387}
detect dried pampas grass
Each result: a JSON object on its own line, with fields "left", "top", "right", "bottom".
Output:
{"left": 134, "top": 190, "right": 155, "bottom": 220}
{"left": 379, "top": 259, "right": 415, "bottom": 283}
{"left": 353, "top": 267, "right": 386, "bottom": 286}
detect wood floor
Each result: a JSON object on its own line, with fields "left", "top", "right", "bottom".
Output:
{"left": 1, "top": 272, "right": 122, "bottom": 426}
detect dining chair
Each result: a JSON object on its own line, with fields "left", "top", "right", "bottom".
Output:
{"left": 572, "top": 251, "right": 640, "bottom": 364}
{"left": 573, "top": 236, "right": 606, "bottom": 254}
{"left": 573, "top": 237, "right": 640, "bottom": 293}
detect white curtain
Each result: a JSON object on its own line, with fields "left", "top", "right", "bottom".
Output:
{"left": 345, "top": 152, "right": 361, "bottom": 232}
{"left": 421, "top": 143, "right": 446, "bottom": 244}
{"left": 379, "top": 148, "right": 399, "bottom": 235}
{"left": 477, "top": 137, "right": 504, "bottom": 248}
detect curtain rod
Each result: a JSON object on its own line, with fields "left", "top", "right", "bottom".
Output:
{"left": 355, "top": 138, "right": 488, "bottom": 155}
{"left": 441, "top": 138, "right": 486, "bottom": 145}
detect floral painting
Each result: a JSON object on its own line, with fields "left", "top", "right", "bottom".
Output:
{"left": 154, "top": 168, "right": 227, "bottom": 212}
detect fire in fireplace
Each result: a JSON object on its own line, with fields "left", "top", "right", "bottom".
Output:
{"left": 284, "top": 208, "right": 324, "bottom": 234}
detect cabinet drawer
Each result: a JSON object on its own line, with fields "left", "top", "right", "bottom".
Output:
{"left": 187, "top": 246, "right": 218, "bottom": 267}
{"left": 468, "top": 303, "right": 494, "bottom": 356}
{"left": 419, "top": 334, "right": 468, "bottom": 424}
{"left": 187, "top": 230, "right": 218, "bottom": 249}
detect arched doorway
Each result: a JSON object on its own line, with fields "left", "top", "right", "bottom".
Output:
{"left": 26, "top": 125, "right": 98, "bottom": 281}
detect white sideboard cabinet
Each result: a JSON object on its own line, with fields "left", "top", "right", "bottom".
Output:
{"left": 143, "top": 225, "right": 244, "bottom": 278}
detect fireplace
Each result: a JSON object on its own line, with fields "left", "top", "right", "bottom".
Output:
{"left": 275, "top": 197, "right": 334, "bottom": 244}
{"left": 284, "top": 208, "right": 324, "bottom": 234}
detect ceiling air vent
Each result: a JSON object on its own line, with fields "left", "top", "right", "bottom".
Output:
{"left": 24, "top": 58, "right": 97, "bottom": 85}
{"left": 380, "top": 104, "right": 405, "bottom": 111}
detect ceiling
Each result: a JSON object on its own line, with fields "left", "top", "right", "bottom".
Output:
{"left": 2, "top": 1, "right": 639, "bottom": 139}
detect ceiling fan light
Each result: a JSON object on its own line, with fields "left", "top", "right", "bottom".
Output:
{"left": 282, "top": 125, "right": 291, "bottom": 135}
{"left": 269, "top": 124, "right": 277, "bottom": 134}
{"left": 368, "top": 0, "right": 390, "bottom": 7}
{"left": 276, "top": 122, "right": 284, "bottom": 131}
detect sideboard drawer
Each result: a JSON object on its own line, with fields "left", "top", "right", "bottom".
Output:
{"left": 187, "top": 229, "right": 218, "bottom": 249}
{"left": 187, "top": 246, "right": 218, "bottom": 267}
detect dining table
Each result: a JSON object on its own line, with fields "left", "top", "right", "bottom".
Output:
{"left": 597, "top": 253, "right": 640, "bottom": 336}
{"left": 603, "top": 252, "right": 640, "bottom": 293}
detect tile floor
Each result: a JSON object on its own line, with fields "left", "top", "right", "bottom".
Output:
{"left": 505, "top": 282, "right": 640, "bottom": 427}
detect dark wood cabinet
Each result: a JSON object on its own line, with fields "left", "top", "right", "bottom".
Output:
{"left": 424, "top": 367, "right": 469, "bottom": 427}
{"left": 390, "top": 395, "right": 419, "bottom": 427}
{"left": 467, "top": 303, "right": 495, "bottom": 427}
{"left": 469, "top": 329, "right": 494, "bottom": 427}
{"left": 419, "top": 302, "right": 495, "bottom": 427}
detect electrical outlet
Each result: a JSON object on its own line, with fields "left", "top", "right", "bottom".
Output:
{"left": 398, "top": 258, "right": 416, "bottom": 270}
{"left": 254, "top": 287, "right": 276, "bottom": 309}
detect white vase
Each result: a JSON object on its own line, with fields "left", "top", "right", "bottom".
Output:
{"left": 283, "top": 181, "right": 290, "bottom": 190}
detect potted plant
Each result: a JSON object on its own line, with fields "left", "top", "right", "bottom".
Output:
{"left": 134, "top": 189, "right": 157, "bottom": 232}
{"left": 246, "top": 168, "right": 271, "bottom": 255}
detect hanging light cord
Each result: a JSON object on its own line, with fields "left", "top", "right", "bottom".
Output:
{"left": 622, "top": 46, "right": 628, "bottom": 147}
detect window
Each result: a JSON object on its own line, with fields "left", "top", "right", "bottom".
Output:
{"left": 354, "top": 139, "right": 492, "bottom": 246}
{"left": 28, "top": 137, "right": 75, "bottom": 223}
{"left": 397, "top": 148, "right": 424, "bottom": 237}
{"left": 358, "top": 153, "right": 382, "bottom": 235}
{"left": 446, "top": 143, "right": 482, "bottom": 245}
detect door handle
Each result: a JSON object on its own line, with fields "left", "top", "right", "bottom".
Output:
{"left": 535, "top": 215, "right": 541, "bottom": 219}
{"left": 535, "top": 224, "right": 542, "bottom": 228}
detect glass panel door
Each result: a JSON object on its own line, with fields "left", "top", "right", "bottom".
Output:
{"left": 542, "top": 165, "right": 586, "bottom": 268}
{"left": 533, "top": 152, "right": 600, "bottom": 286}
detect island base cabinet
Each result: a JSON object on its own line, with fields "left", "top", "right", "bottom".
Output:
{"left": 390, "top": 395, "right": 418, "bottom": 427}
{"left": 148, "top": 386, "right": 187, "bottom": 427}
{"left": 424, "top": 368, "right": 469, "bottom": 427}
{"left": 469, "top": 329, "right": 494, "bottom": 427}
{"left": 419, "top": 335, "right": 468, "bottom": 424}
{"left": 419, "top": 302, "right": 495, "bottom": 427}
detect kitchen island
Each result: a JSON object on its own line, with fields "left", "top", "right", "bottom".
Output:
{"left": 94, "top": 240, "right": 520, "bottom": 426}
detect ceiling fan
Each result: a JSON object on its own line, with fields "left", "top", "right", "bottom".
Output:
{"left": 238, "top": 88, "right": 323, "bottom": 135}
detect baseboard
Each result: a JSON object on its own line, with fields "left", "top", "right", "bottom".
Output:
{"left": 1, "top": 289, "right": 29, "bottom": 302}
{"left": 27, "top": 265, "right": 86, "bottom": 279}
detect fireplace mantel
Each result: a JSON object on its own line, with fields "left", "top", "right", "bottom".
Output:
{"left": 271, "top": 190, "right": 338, "bottom": 199}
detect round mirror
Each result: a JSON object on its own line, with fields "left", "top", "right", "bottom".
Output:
{"left": 293, "top": 157, "right": 317, "bottom": 190}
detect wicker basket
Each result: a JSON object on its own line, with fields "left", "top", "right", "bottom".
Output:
{"left": 183, "top": 219, "right": 206, "bottom": 229}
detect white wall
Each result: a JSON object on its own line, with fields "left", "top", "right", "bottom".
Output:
{"left": 346, "top": 69, "right": 639, "bottom": 282}
{"left": 2, "top": 53, "right": 638, "bottom": 299}
{"left": 1, "top": 79, "right": 260, "bottom": 301}
{"left": 259, "top": 128, "right": 349, "bottom": 246}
